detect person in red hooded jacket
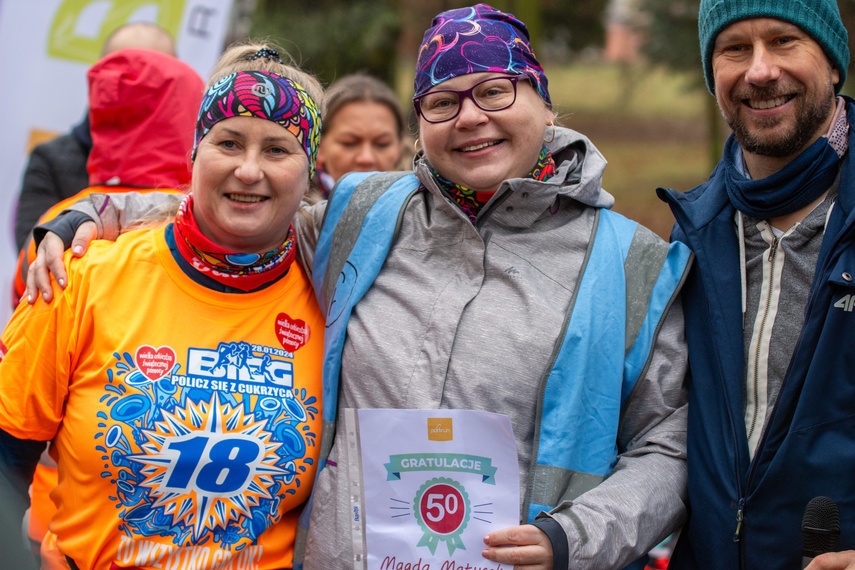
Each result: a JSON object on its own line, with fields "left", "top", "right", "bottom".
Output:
{"left": 12, "top": 22, "right": 177, "bottom": 254}
{"left": 12, "top": 48, "right": 204, "bottom": 306}
{"left": 10, "top": 47, "right": 203, "bottom": 567}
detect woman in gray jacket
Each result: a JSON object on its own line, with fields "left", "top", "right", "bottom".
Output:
{"left": 27, "top": 5, "right": 691, "bottom": 569}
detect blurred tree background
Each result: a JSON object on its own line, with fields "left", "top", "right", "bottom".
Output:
{"left": 249, "top": 0, "right": 611, "bottom": 86}
{"left": 637, "top": 0, "right": 724, "bottom": 168}
{"left": 250, "top": 0, "right": 401, "bottom": 85}
{"left": 238, "top": 0, "right": 855, "bottom": 238}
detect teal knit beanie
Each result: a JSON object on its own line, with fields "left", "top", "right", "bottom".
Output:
{"left": 699, "top": 0, "right": 849, "bottom": 95}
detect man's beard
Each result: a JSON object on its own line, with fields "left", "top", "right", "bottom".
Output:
{"left": 723, "top": 82, "right": 835, "bottom": 158}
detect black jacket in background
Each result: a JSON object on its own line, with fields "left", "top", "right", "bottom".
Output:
{"left": 13, "top": 116, "right": 91, "bottom": 251}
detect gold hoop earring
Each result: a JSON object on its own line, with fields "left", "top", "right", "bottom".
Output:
{"left": 543, "top": 121, "right": 555, "bottom": 144}
{"left": 414, "top": 138, "right": 421, "bottom": 153}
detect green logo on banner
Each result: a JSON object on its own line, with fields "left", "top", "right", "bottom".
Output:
{"left": 48, "top": 0, "right": 184, "bottom": 64}
{"left": 385, "top": 453, "right": 497, "bottom": 484}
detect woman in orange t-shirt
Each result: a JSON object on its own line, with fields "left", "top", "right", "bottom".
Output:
{"left": 0, "top": 43, "right": 325, "bottom": 570}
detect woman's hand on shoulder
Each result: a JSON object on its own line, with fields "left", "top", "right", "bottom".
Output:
{"left": 481, "top": 524, "right": 553, "bottom": 569}
{"left": 26, "top": 221, "right": 97, "bottom": 303}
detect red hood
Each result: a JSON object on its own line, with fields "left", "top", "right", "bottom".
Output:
{"left": 86, "top": 48, "right": 204, "bottom": 188}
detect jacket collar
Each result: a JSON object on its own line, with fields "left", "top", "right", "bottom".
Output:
{"left": 412, "top": 126, "right": 614, "bottom": 229}
{"left": 831, "top": 97, "right": 855, "bottom": 224}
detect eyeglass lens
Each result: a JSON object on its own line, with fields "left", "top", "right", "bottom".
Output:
{"left": 418, "top": 77, "right": 518, "bottom": 122}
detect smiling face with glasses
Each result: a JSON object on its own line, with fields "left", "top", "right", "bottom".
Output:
{"left": 415, "top": 72, "right": 554, "bottom": 195}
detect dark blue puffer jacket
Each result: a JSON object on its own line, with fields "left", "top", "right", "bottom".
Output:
{"left": 657, "top": 98, "right": 855, "bottom": 569}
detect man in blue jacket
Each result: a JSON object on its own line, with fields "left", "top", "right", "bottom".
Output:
{"left": 658, "top": 0, "right": 855, "bottom": 568}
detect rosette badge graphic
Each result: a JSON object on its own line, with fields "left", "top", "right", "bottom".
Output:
{"left": 413, "top": 477, "right": 471, "bottom": 555}
{"left": 384, "top": 447, "right": 498, "bottom": 556}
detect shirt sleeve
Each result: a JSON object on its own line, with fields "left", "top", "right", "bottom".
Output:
{"left": 542, "top": 299, "right": 688, "bottom": 569}
{"left": 33, "top": 210, "right": 95, "bottom": 250}
{"left": 31, "top": 192, "right": 181, "bottom": 246}
{"left": 531, "top": 516, "right": 570, "bottom": 569}
{"left": 0, "top": 262, "right": 78, "bottom": 441}
{"left": 0, "top": 287, "right": 72, "bottom": 568}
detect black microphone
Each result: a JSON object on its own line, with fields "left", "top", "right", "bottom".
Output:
{"left": 801, "top": 496, "right": 840, "bottom": 569}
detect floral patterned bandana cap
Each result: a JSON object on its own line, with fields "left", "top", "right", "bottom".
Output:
{"left": 193, "top": 70, "right": 322, "bottom": 177}
{"left": 414, "top": 3, "right": 551, "bottom": 107}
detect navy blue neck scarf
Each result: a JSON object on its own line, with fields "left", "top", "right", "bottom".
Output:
{"left": 724, "top": 134, "right": 841, "bottom": 219}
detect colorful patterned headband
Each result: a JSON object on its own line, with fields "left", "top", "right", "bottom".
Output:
{"left": 193, "top": 70, "right": 322, "bottom": 176}
{"left": 414, "top": 3, "right": 550, "bottom": 107}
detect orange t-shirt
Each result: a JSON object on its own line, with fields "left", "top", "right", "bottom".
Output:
{"left": 0, "top": 226, "right": 324, "bottom": 569}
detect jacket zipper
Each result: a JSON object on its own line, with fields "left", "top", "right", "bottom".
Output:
{"left": 733, "top": 497, "right": 745, "bottom": 542}
{"left": 475, "top": 186, "right": 513, "bottom": 229}
{"left": 746, "top": 234, "right": 779, "bottom": 445}
{"left": 738, "top": 233, "right": 781, "bottom": 554}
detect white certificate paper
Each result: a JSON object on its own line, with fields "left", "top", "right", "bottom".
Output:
{"left": 356, "top": 409, "right": 520, "bottom": 570}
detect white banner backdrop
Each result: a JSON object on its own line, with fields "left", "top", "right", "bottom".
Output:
{"left": 0, "top": 0, "right": 235, "bottom": 328}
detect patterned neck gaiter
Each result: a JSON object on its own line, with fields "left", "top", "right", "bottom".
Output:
{"left": 431, "top": 146, "right": 556, "bottom": 224}
{"left": 171, "top": 194, "right": 297, "bottom": 291}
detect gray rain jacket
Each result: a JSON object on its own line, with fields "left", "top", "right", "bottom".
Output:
{"left": 300, "top": 127, "right": 689, "bottom": 569}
